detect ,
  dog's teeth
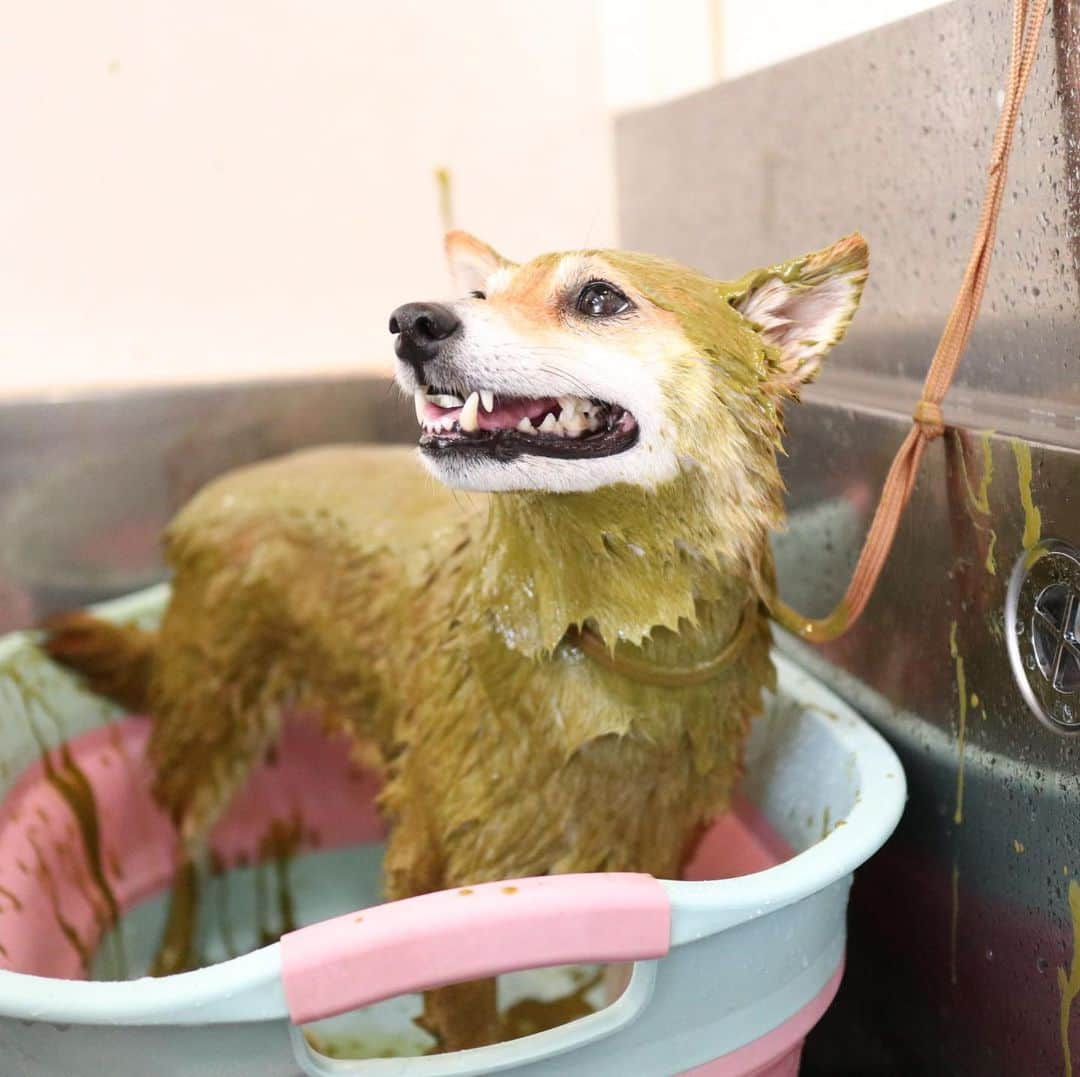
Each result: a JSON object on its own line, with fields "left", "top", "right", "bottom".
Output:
{"left": 427, "top": 392, "right": 464, "bottom": 408}
{"left": 460, "top": 391, "right": 480, "bottom": 433}
{"left": 414, "top": 387, "right": 612, "bottom": 440}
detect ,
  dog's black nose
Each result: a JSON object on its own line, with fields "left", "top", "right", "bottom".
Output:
{"left": 389, "top": 302, "right": 461, "bottom": 379}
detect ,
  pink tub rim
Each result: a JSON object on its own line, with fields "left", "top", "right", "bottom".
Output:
{"left": 0, "top": 585, "right": 907, "bottom": 1076}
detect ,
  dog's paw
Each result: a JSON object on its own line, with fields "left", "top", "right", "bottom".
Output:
{"left": 420, "top": 979, "right": 503, "bottom": 1052}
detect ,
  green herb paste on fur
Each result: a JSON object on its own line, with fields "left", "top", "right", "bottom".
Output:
{"left": 43, "top": 231, "right": 869, "bottom": 1050}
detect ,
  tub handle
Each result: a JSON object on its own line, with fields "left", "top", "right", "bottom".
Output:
{"left": 279, "top": 871, "right": 670, "bottom": 1025}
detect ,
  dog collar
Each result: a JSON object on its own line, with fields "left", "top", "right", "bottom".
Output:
{"left": 568, "top": 600, "right": 759, "bottom": 688}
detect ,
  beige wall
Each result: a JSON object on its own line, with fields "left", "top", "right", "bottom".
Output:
{"left": 0, "top": 1, "right": 615, "bottom": 397}
{"left": 0, "top": 1, "right": 949, "bottom": 398}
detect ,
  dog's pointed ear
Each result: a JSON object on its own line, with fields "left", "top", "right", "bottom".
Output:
{"left": 727, "top": 233, "right": 869, "bottom": 391}
{"left": 444, "top": 230, "right": 514, "bottom": 294}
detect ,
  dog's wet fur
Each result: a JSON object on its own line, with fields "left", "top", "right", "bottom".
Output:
{"left": 43, "top": 230, "right": 868, "bottom": 1051}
